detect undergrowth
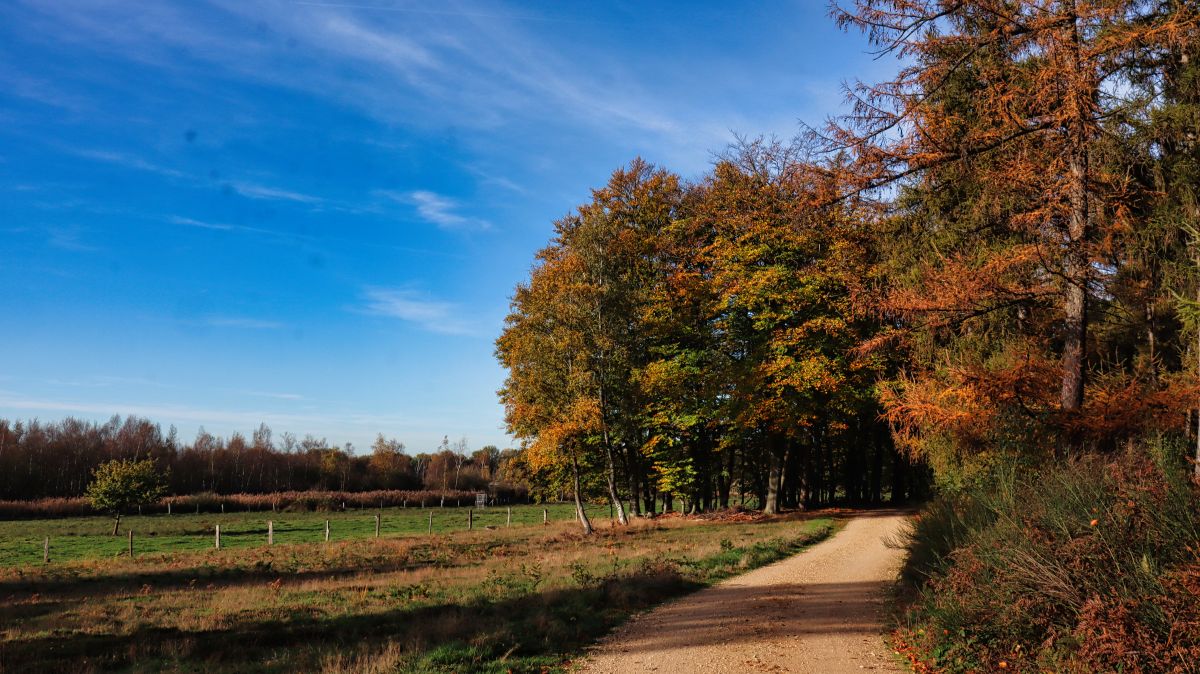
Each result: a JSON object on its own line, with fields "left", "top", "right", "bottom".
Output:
{"left": 895, "top": 443, "right": 1200, "bottom": 673}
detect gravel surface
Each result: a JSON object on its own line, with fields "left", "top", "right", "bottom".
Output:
{"left": 578, "top": 512, "right": 909, "bottom": 673}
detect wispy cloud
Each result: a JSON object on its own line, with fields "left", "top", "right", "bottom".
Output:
{"left": 205, "top": 316, "right": 286, "bottom": 330}
{"left": 171, "top": 216, "right": 235, "bottom": 232}
{"left": 380, "top": 190, "right": 490, "bottom": 231}
{"left": 46, "top": 226, "right": 100, "bottom": 252}
{"left": 226, "top": 181, "right": 325, "bottom": 204}
{"left": 359, "top": 287, "right": 475, "bottom": 335}
{"left": 73, "top": 148, "right": 187, "bottom": 179}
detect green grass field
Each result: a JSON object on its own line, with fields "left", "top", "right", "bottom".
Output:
{"left": 0, "top": 503, "right": 601, "bottom": 566}
{"left": 0, "top": 505, "right": 838, "bottom": 673}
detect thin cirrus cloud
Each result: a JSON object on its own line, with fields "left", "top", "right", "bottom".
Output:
{"left": 379, "top": 190, "right": 491, "bottom": 231}
{"left": 360, "top": 287, "right": 476, "bottom": 336}
{"left": 70, "top": 147, "right": 328, "bottom": 206}
{"left": 19, "top": 1, "right": 707, "bottom": 158}
{"left": 225, "top": 181, "right": 325, "bottom": 205}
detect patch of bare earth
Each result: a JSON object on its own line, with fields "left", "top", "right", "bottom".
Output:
{"left": 578, "top": 512, "right": 909, "bottom": 673}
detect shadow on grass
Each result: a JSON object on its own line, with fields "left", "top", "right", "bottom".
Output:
{"left": 0, "top": 569, "right": 702, "bottom": 674}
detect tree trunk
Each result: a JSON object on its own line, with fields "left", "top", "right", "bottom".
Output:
{"left": 764, "top": 436, "right": 784, "bottom": 515}
{"left": 602, "top": 441, "right": 628, "bottom": 525}
{"left": 569, "top": 444, "right": 593, "bottom": 535}
{"left": 624, "top": 448, "right": 643, "bottom": 517}
{"left": 1060, "top": 3, "right": 1092, "bottom": 448}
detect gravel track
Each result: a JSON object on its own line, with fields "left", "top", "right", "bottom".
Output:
{"left": 578, "top": 512, "right": 910, "bottom": 673}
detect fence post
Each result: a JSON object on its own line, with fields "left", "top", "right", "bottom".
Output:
{"left": 167, "top": 502, "right": 172, "bottom": 515}
{"left": 215, "top": 524, "right": 221, "bottom": 550}
{"left": 428, "top": 512, "right": 433, "bottom": 535}
{"left": 507, "top": 507, "right": 512, "bottom": 527}
{"left": 128, "top": 530, "right": 134, "bottom": 558}
{"left": 43, "top": 537, "right": 49, "bottom": 564}
{"left": 268, "top": 520, "right": 274, "bottom": 545}
{"left": 543, "top": 508, "right": 548, "bottom": 525}
{"left": 324, "top": 519, "right": 330, "bottom": 542}
{"left": 468, "top": 509, "right": 473, "bottom": 530}
{"left": 374, "top": 514, "right": 380, "bottom": 538}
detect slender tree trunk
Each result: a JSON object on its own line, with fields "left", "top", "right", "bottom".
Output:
{"left": 624, "top": 448, "right": 643, "bottom": 517}
{"left": 569, "top": 444, "right": 593, "bottom": 535}
{"left": 1062, "top": 147, "right": 1089, "bottom": 418}
{"left": 1060, "top": 2, "right": 1091, "bottom": 448}
{"left": 602, "top": 441, "right": 628, "bottom": 525}
{"left": 764, "top": 436, "right": 784, "bottom": 515}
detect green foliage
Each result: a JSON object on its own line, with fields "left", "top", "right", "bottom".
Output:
{"left": 84, "top": 458, "right": 167, "bottom": 517}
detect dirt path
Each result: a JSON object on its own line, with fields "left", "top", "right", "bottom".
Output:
{"left": 578, "top": 512, "right": 910, "bottom": 674}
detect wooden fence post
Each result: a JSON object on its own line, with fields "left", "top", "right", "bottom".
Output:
{"left": 428, "top": 512, "right": 433, "bottom": 535}
{"left": 543, "top": 508, "right": 548, "bottom": 525}
{"left": 268, "top": 520, "right": 274, "bottom": 545}
{"left": 468, "top": 509, "right": 473, "bottom": 530}
{"left": 324, "top": 519, "right": 330, "bottom": 542}
{"left": 221, "top": 503, "right": 225, "bottom": 514}
{"left": 215, "top": 524, "right": 221, "bottom": 550}
{"left": 167, "top": 502, "right": 172, "bottom": 515}
{"left": 128, "top": 530, "right": 134, "bottom": 558}
{"left": 506, "top": 507, "right": 512, "bottom": 527}
{"left": 43, "top": 537, "right": 49, "bottom": 564}
{"left": 374, "top": 514, "right": 380, "bottom": 538}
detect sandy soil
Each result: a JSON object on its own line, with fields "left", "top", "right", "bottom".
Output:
{"left": 577, "top": 512, "right": 910, "bottom": 673}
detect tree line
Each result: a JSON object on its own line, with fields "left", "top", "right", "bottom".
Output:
{"left": 0, "top": 416, "right": 518, "bottom": 500}
{"left": 497, "top": 0, "right": 1199, "bottom": 531}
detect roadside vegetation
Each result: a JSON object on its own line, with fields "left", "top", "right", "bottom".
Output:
{"left": 0, "top": 509, "right": 836, "bottom": 673}
{"left": 893, "top": 445, "right": 1200, "bottom": 673}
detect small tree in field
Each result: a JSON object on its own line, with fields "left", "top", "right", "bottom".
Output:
{"left": 85, "top": 459, "right": 167, "bottom": 535}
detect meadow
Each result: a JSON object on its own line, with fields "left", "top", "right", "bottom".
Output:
{"left": 0, "top": 504, "right": 838, "bottom": 673}
{"left": 0, "top": 503, "right": 589, "bottom": 567}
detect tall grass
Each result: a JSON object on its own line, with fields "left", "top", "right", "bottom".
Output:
{"left": 896, "top": 442, "right": 1200, "bottom": 673}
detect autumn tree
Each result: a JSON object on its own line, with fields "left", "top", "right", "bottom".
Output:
{"left": 497, "top": 242, "right": 601, "bottom": 533}
{"left": 827, "top": 0, "right": 1199, "bottom": 466}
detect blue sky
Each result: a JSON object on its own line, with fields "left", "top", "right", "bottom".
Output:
{"left": 0, "top": 0, "right": 889, "bottom": 454}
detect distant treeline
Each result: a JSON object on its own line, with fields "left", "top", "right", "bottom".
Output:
{"left": 0, "top": 416, "right": 524, "bottom": 501}
{"left": 0, "top": 488, "right": 527, "bottom": 519}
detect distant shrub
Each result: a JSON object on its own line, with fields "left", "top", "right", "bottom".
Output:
{"left": 897, "top": 444, "right": 1200, "bottom": 673}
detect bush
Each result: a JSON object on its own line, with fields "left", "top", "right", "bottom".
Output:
{"left": 898, "top": 443, "right": 1200, "bottom": 673}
